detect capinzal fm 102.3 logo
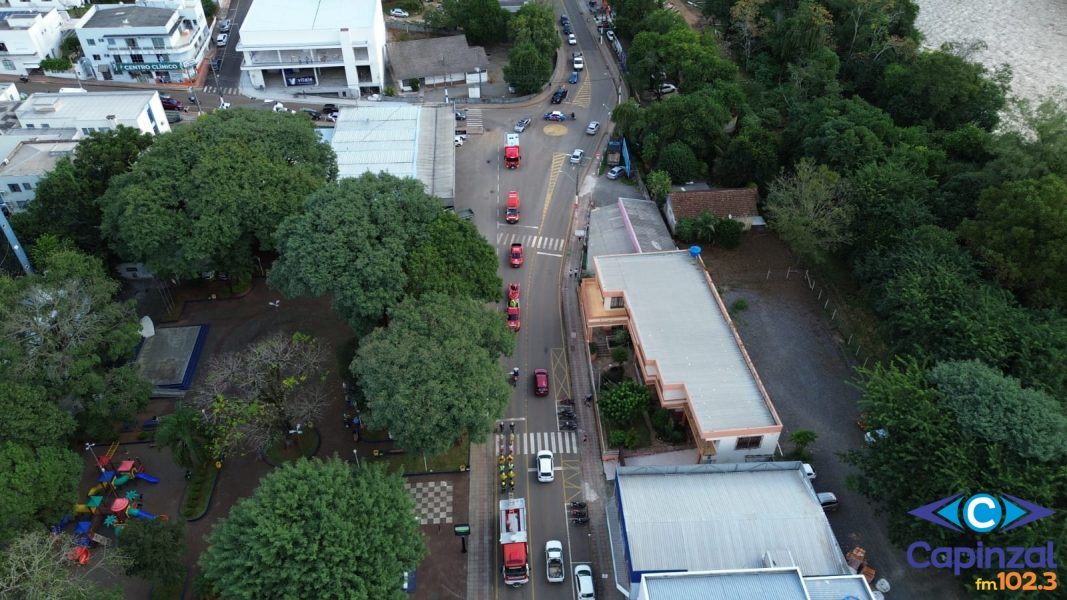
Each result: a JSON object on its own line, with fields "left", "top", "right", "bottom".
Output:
{"left": 906, "top": 492, "right": 1057, "bottom": 576}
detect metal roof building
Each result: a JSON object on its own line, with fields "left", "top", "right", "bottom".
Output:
{"left": 615, "top": 464, "right": 854, "bottom": 587}
{"left": 329, "top": 103, "right": 455, "bottom": 204}
{"left": 587, "top": 197, "right": 675, "bottom": 260}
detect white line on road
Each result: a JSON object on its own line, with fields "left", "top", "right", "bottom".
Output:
{"left": 538, "top": 252, "right": 563, "bottom": 258}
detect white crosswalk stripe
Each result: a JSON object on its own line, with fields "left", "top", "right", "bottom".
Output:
{"left": 201, "top": 86, "right": 239, "bottom": 96}
{"left": 495, "top": 432, "right": 578, "bottom": 455}
{"left": 496, "top": 232, "right": 565, "bottom": 252}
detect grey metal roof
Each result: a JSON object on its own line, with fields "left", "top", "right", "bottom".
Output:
{"left": 387, "top": 35, "right": 488, "bottom": 81}
{"left": 588, "top": 197, "right": 675, "bottom": 259}
{"left": 330, "top": 103, "right": 453, "bottom": 203}
{"left": 0, "top": 140, "right": 78, "bottom": 177}
{"left": 594, "top": 251, "right": 776, "bottom": 431}
{"left": 643, "top": 569, "right": 809, "bottom": 600}
{"left": 804, "top": 575, "right": 876, "bottom": 600}
{"left": 616, "top": 464, "right": 851, "bottom": 577}
{"left": 83, "top": 6, "right": 173, "bottom": 29}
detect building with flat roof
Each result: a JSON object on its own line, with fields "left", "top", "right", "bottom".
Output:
{"left": 0, "top": 8, "right": 65, "bottom": 76}
{"left": 616, "top": 464, "right": 862, "bottom": 593}
{"left": 329, "top": 103, "right": 454, "bottom": 204}
{"left": 637, "top": 569, "right": 875, "bottom": 600}
{"left": 237, "top": 0, "right": 386, "bottom": 97}
{"left": 0, "top": 138, "right": 77, "bottom": 212}
{"left": 580, "top": 250, "right": 781, "bottom": 462}
{"left": 75, "top": 0, "right": 208, "bottom": 85}
{"left": 14, "top": 90, "right": 170, "bottom": 135}
{"left": 586, "top": 197, "right": 675, "bottom": 261}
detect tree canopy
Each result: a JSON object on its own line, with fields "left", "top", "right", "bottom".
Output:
{"left": 0, "top": 442, "right": 81, "bottom": 543}
{"left": 268, "top": 173, "right": 445, "bottom": 331}
{"left": 119, "top": 518, "right": 186, "bottom": 586}
{"left": 200, "top": 458, "right": 425, "bottom": 600}
{"left": 0, "top": 530, "right": 124, "bottom": 599}
{"left": 354, "top": 293, "right": 514, "bottom": 454}
{"left": 503, "top": 42, "right": 553, "bottom": 95}
{"left": 404, "top": 211, "right": 501, "bottom": 301}
{"left": 765, "top": 158, "right": 854, "bottom": 265}
{"left": 100, "top": 109, "right": 337, "bottom": 278}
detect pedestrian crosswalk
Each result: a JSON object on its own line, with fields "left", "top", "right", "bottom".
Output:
{"left": 201, "top": 85, "right": 239, "bottom": 96}
{"left": 496, "top": 431, "right": 579, "bottom": 455}
{"left": 497, "top": 232, "right": 565, "bottom": 252}
{"left": 464, "top": 107, "right": 484, "bottom": 134}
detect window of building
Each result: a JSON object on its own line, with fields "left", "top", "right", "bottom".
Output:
{"left": 81, "top": 128, "right": 92, "bottom": 135}
{"left": 25, "top": 124, "right": 34, "bottom": 128}
{"left": 156, "top": 54, "right": 169, "bottom": 62}
{"left": 41, "top": 124, "right": 49, "bottom": 129}
{"left": 735, "top": 436, "right": 763, "bottom": 451}
{"left": 7, "top": 184, "right": 21, "bottom": 193}
{"left": 130, "top": 54, "right": 145, "bottom": 64}
{"left": 87, "top": 39, "right": 96, "bottom": 46}
{"left": 107, "top": 38, "right": 116, "bottom": 46}
{"left": 152, "top": 37, "right": 165, "bottom": 49}
{"left": 0, "top": 43, "right": 8, "bottom": 52}
{"left": 2, "top": 60, "right": 14, "bottom": 70}
{"left": 609, "top": 296, "right": 625, "bottom": 309}
{"left": 23, "top": 182, "right": 32, "bottom": 190}
{"left": 92, "top": 54, "right": 101, "bottom": 61}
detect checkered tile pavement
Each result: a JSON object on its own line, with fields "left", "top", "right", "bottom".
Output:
{"left": 405, "top": 480, "right": 453, "bottom": 525}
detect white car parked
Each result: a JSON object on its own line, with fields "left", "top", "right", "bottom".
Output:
{"left": 536, "top": 450, "right": 554, "bottom": 482}
{"left": 215, "top": 33, "right": 229, "bottom": 47}
{"left": 568, "top": 33, "right": 577, "bottom": 45}
{"left": 390, "top": 8, "right": 409, "bottom": 17}
{"left": 574, "top": 565, "right": 596, "bottom": 599}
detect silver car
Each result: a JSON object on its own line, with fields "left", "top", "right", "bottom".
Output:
{"left": 585, "top": 121, "right": 600, "bottom": 135}
{"left": 606, "top": 165, "right": 626, "bottom": 180}
{"left": 514, "top": 117, "right": 532, "bottom": 133}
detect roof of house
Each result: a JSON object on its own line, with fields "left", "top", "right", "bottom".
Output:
{"left": 616, "top": 464, "right": 852, "bottom": 578}
{"left": 330, "top": 103, "right": 454, "bottom": 202}
{"left": 239, "top": 0, "right": 378, "bottom": 36}
{"left": 588, "top": 197, "right": 675, "bottom": 259}
{"left": 593, "top": 251, "right": 778, "bottom": 432}
{"left": 386, "top": 36, "right": 488, "bottom": 81}
{"left": 83, "top": 5, "right": 173, "bottom": 29}
{"left": 640, "top": 569, "right": 874, "bottom": 600}
{"left": 0, "top": 140, "right": 78, "bottom": 177}
{"left": 15, "top": 91, "right": 157, "bottom": 123}
{"left": 669, "top": 187, "right": 759, "bottom": 221}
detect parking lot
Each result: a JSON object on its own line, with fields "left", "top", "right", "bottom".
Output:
{"left": 707, "top": 234, "right": 965, "bottom": 600}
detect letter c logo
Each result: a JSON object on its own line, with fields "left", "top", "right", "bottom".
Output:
{"left": 964, "top": 494, "right": 1001, "bottom": 532}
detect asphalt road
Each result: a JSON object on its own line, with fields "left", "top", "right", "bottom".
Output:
{"left": 456, "top": 0, "right": 619, "bottom": 596}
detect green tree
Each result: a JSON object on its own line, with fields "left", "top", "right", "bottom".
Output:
{"left": 0, "top": 530, "right": 124, "bottom": 599}
{"left": 16, "top": 126, "right": 154, "bottom": 255}
{"left": 612, "top": 0, "right": 659, "bottom": 39}
{"left": 201, "top": 0, "right": 218, "bottom": 19}
{"left": 729, "top": 0, "right": 772, "bottom": 66}
{"left": 959, "top": 175, "right": 1067, "bottom": 308}
{"left": 0, "top": 381, "right": 76, "bottom": 448}
{"left": 192, "top": 332, "right": 329, "bottom": 456}
{"left": 646, "top": 170, "right": 672, "bottom": 206}
{"left": 200, "top": 459, "right": 425, "bottom": 600}
{"left": 119, "top": 518, "right": 186, "bottom": 586}
{"left": 765, "top": 159, "right": 854, "bottom": 265}
{"left": 600, "top": 380, "right": 649, "bottom": 423}
{"left": 789, "top": 429, "right": 818, "bottom": 461}
{"left": 0, "top": 239, "right": 148, "bottom": 438}
{"left": 354, "top": 293, "right": 514, "bottom": 455}
{"left": 772, "top": 0, "right": 834, "bottom": 64}
{"left": 658, "top": 141, "right": 706, "bottom": 182}
{"left": 503, "top": 42, "right": 552, "bottom": 95}
{"left": 0, "top": 443, "right": 81, "bottom": 542}
{"left": 844, "top": 159, "right": 935, "bottom": 251}
{"left": 877, "top": 45, "right": 1011, "bottom": 131}
{"left": 268, "top": 173, "right": 442, "bottom": 331}
{"left": 508, "top": 2, "right": 558, "bottom": 56}
{"left": 714, "top": 116, "right": 781, "bottom": 188}
{"left": 984, "top": 94, "right": 1067, "bottom": 184}
{"left": 100, "top": 109, "right": 336, "bottom": 278}
{"left": 154, "top": 406, "right": 211, "bottom": 469}
{"left": 928, "top": 360, "right": 1067, "bottom": 461}
{"left": 451, "top": 0, "right": 509, "bottom": 45}
{"left": 404, "top": 212, "right": 500, "bottom": 301}
{"left": 60, "top": 35, "right": 82, "bottom": 59}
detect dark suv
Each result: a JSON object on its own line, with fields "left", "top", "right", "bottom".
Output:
{"left": 550, "top": 86, "right": 568, "bottom": 104}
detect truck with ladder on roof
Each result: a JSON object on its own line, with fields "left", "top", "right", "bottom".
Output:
{"left": 504, "top": 133, "right": 521, "bottom": 169}
{"left": 499, "top": 498, "right": 530, "bottom": 587}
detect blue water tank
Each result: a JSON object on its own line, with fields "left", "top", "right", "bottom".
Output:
{"left": 689, "top": 245, "right": 702, "bottom": 258}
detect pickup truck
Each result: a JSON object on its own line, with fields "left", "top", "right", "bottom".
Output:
{"left": 545, "top": 540, "right": 564, "bottom": 583}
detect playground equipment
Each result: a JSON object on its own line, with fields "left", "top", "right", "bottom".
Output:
{"left": 54, "top": 447, "right": 167, "bottom": 567}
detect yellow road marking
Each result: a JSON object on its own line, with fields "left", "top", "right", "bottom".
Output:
{"left": 539, "top": 153, "right": 568, "bottom": 232}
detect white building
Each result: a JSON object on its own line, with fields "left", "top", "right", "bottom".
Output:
{"left": 0, "top": 8, "right": 65, "bottom": 76}
{"left": 15, "top": 90, "right": 171, "bottom": 135}
{"left": 75, "top": 0, "right": 208, "bottom": 84}
{"left": 1, "top": 0, "right": 86, "bottom": 9}
{"left": 580, "top": 250, "right": 783, "bottom": 463}
{"left": 0, "top": 137, "right": 77, "bottom": 212}
{"left": 237, "top": 0, "right": 386, "bottom": 97}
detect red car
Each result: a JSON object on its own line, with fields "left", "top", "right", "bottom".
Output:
{"left": 506, "top": 283, "right": 521, "bottom": 331}
{"left": 505, "top": 191, "right": 520, "bottom": 224}
{"left": 534, "top": 369, "right": 549, "bottom": 396}
{"left": 509, "top": 243, "right": 524, "bottom": 268}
